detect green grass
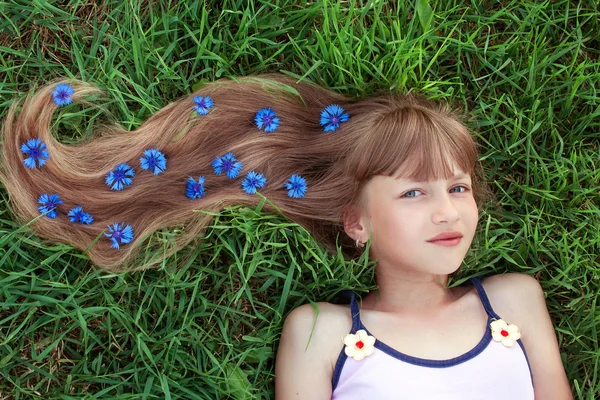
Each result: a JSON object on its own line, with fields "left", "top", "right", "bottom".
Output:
{"left": 0, "top": 0, "right": 599, "bottom": 398}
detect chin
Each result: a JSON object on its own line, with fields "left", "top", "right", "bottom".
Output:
{"left": 428, "top": 259, "right": 464, "bottom": 276}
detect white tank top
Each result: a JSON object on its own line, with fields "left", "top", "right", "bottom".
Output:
{"left": 331, "top": 278, "right": 534, "bottom": 399}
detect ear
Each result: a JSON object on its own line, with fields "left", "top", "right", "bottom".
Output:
{"left": 343, "top": 205, "right": 370, "bottom": 243}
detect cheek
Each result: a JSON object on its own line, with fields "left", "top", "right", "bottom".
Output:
{"left": 368, "top": 203, "right": 415, "bottom": 241}
{"left": 462, "top": 199, "right": 480, "bottom": 233}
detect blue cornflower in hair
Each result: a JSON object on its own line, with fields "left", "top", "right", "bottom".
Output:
{"left": 105, "top": 163, "right": 135, "bottom": 191}
{"left": 21, "top": 138, "right": 50, "bottom": 169}
{"left": 105, "top": 222, "right": 134, "bottom": 249}
{"left": 255, "top": 108, "right": 280, "bottom": 132}
{"left": 52, "top": 83, "right": 75, "bottom": 107}
{"left": 38, "top": 193, "right": 63, "bottom": 218}
{"left": 320, "top": 104, "right": 350, "bottom": 133}
{"left": 193, "top": 96, "right": 214, "bottom": 115}
{"left": 242, "top": 171, "right": 267, "bottom": 194}
{"left": 68, "top": 206, "right": 94, "bottom": 225}
{"left": 285, "top": 174, "right": 307, "bottom": 198}
{"left": 212, "top": 152, "right": 243, "bottom": 179}
{"left": 186, "top": 176, "right": 206, "bottom": 199}
{"left": 140, "top": 148, "right": 167, "bottom": 175}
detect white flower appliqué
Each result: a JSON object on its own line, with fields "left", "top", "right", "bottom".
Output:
{"left": 490, "top": 319, "right": 521, "bottom": 347}
{"left": 343, "top": 329, "right": 376, "bottom": 361}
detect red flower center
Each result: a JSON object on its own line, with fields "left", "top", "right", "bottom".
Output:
{"left": 355, "top": 341, "right": 364, "bottom": 349}
{"left": 501, "top": 330, "right": 509, "bottom": 337}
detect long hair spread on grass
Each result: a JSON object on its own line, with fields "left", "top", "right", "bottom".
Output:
{"left": 0, "top": 74, "right": 483, "bottom": 271}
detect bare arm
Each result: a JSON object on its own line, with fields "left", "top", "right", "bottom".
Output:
{"left": 275, "top": 303, "right": 351, "bottom": 400}
{"left": 486, "top": 273, "right": 573, "bottom": 399}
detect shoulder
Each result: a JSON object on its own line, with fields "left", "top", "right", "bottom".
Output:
{"left": 480, "top": 273, "right": 573, "bottom": 398}
{"left": 278, "top": 301, "right": 352, "bottom": 362}
{"left": 481, "top": 271, "right": 543, "bottom": 294}
{"left": 283, "top": 301, "right": 352, "bottom": 332}
{"left": 275, "top": 301, "right": 353, "bottom": 399}
{"left": 479, "top": 272, "right": 546, "bottom": 330}
{"left": 480, "top": 272, "right": 544, "bottom": 317}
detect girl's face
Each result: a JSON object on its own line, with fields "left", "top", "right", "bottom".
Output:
{"left": 356, "top": 168, "right": 479, "bottom": 276}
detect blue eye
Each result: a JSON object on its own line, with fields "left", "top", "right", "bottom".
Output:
{"left": 403, "top": 190, "right": 422, "bottom": 198}
{"left": 450, "top": 186, "right": 467, "bottom": 193}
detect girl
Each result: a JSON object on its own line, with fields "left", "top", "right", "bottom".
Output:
{"left": 1, "top": 75, "right": 571, "bottom": 398}
{"left": 273, "top": 91, "right": 573, "bottom": 398}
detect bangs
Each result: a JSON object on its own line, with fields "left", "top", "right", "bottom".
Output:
{"left": 391, "top": 118, "right": 477, "bottom": 181}
{"left": 349, "top": 104, "right": 477, "bottom": 183}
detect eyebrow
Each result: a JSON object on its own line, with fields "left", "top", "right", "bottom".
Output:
{"left": 451, "top": 173, "right": 469, "bottom": 180}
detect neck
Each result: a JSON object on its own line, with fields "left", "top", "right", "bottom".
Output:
{"left": 364, "top": 261, "right": 455, "bottom": 314}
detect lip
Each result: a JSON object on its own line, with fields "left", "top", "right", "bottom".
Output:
{"left": 427, "top": 231, "right": 463, "bottom": 245}
{"left": 428, "top": 237, "right": 462, "bottom": 247}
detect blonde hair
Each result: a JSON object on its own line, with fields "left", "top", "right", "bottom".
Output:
{"left": 0, "top": 74, "right": 484, "bottom": 271}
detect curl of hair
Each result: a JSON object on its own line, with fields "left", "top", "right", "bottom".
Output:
{"left": 0, "top": 74, "right": 487, "bottom": 271}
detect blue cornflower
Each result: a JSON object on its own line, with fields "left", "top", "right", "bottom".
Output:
{"left": 38, "top": 193, "right": 63, "bottom": 218}
{"left": 255, "top": 108, "right": 280, "bottom": 133}
{"left": 68, "top": 206, "right": 94, "bottom": 225}
{"left": 105, "top": 163, "right": 135, "bottom": 191}
{"left": 104, "top": 222, "right": 134, "bottom": 249}
{"left": 186, "top": 176, "right": 206, "bottom": 199}
{"left": 320, "top": 104, "right": 350, "bottom": 133}
{"left": 285, "top": 174, "right": 307, "bottom": 198}
{"left": 21, "top": 138, "right": 50, "bottom": 169}
{"left": 193, "top": 96, "right": 214, "bottom": 115}
{"left": 52, "top": 83, "right": 75, "bottom": 107}
{"left": 140, "top": 148, "right": 167, "bottom": 175}
{"left": 241, "top": 171, "right": 267, "bottom": 195}
{"left": 212, "top": 152, "right": 243, "bottom": 179}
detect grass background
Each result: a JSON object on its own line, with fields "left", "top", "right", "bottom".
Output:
{"left": 0, "top": 0, "right": 599, "bottom": 398}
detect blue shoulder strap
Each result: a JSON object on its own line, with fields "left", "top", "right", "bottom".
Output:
{"left": 348, "top": 292, "right": 362, "bottom": 332}
{"left": 471, "top": 277, "right": 501, "bottom": 319}
{"left": 331, "top": 291, "right": 364, "bottom": 391}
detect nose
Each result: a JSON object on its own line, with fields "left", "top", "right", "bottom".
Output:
{"left": 431, "top": 194, "right": 460, "bottom": 224}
